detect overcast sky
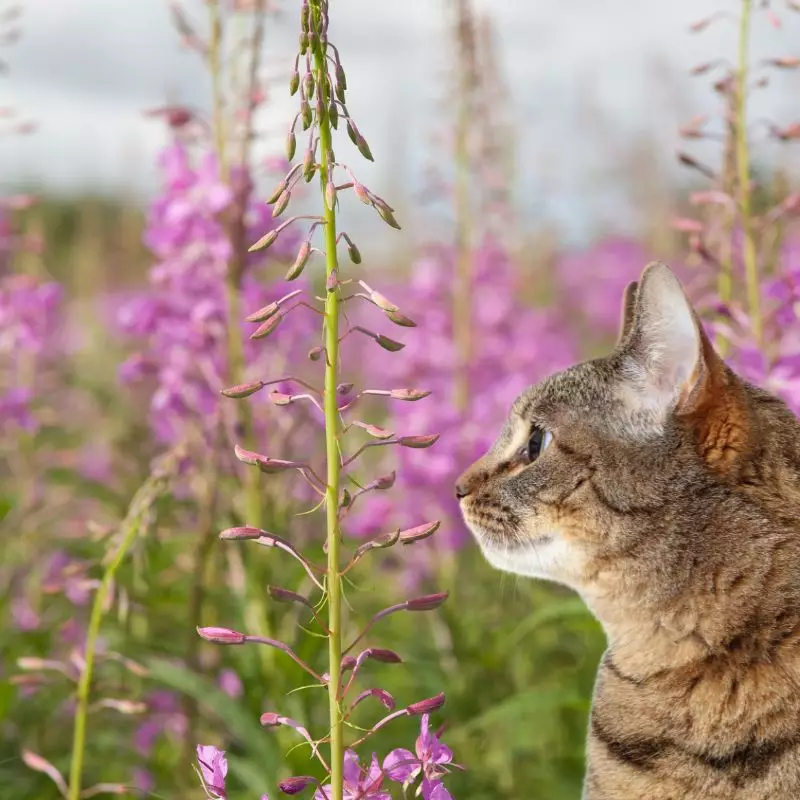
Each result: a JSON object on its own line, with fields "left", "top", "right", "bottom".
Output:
{"left": 2, "top": 0, "right": 799, "bottom": 241}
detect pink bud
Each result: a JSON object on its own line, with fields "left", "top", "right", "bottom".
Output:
{"left": 326, "top": 269, "right": 338, "bottom": 292}
{"left": 279, "top": 777, "right": 318, "bottom": 795}
{"left": 406, "top": 592, "right": 449, "bottom": 611}
{"left": 249, "top": 229, "right": 279, "bottom": 252}
{"left": 353, "top": 182, "right": 370, "bottom": 204}
{"left": 285, "top": 241, "right": 311, "bottom": 281}
{"left": 220, "top": 526, "right": 263, "bottom": 540}
{"left": 197, "top": 626, "right": 246, "bottom": 645}
{"left": 353, "top": 421, "right": 394, "bottom": 440}
{"left": 406, "top": 692, "right": 445, "bottom": 715}
{"left": 325, "top": 181, "right": 336, "bottom": 211}
{"left": 221, "top": 381, "right": 265, "bottom": 399}
{"left": 399, "top": 520, "right": 440, "bottom": 544}
{"left": 398, "top": 434, "right": 440, "bottom": 449}
{"left": 250, "top": 314, "right": 283, "bottom": 340}
{"left": 268, "top": 391, "right": 293, "bottom": 406}
{"left": 308, "top": 346, "right": 323, "bottom": 361}
{"left": 767, "top": 56, "right": 800, "bottom": 68}
{"left": 337, "top": 382, "right": 354, "bottom": 395}
{"left": 245, "top": 302, "right": 279, "bottom": 323}
{"left": 363, "top": 648, "right": 403, "bottom": 664}
{"left": 260, "top": 712, "right": 281, "bottom": 727}
{"left": 368, "top": 472, "right": 396, "bottom": 491}
{"left": 389, "top": 388, "right": 431, "bottom": 401}
{"left": 375, "top": 334, "right": 405, "bottom": 352}
{"left": 359, "top": 281, "right": 398, "bottom": 312}
{"left": 285, "top": 130, "right": 297, "bottom": 160}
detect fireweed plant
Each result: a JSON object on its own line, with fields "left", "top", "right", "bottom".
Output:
{"left": 196, "top": 2, "right": 458, "bottom": 798}
{"left": 671, "top": 0, "right": 800, "bottom": 401}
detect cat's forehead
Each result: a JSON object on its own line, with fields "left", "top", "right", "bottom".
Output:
{"left": 511, "top": 359, "right": 618, "bottom": 426}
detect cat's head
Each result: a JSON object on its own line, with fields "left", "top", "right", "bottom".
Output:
{"left": 457, "top": 262, "right": 767, "bottom": 594}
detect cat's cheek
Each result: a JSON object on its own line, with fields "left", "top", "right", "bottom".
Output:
{"left": 479, "top": 535, "right": 586, "bottom": 586}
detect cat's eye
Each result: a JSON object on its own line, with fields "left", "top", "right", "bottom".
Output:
{"left": 523, "top": 427, "right": 553, "bottom": 463}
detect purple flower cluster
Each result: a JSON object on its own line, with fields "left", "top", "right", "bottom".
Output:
{"left": 116, "top": 142, "right": 310, "bottom": 445}
{"left": 0, "top": 273, "right": 62, "bottom": 436}
{"left": 350, "top": 237, "right": 576, "bottom": 551}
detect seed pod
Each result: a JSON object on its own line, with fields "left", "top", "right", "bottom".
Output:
{"left": 249, "top": 229, "right": 279, "bottom": 252}
{"left": 285, "top": 131, "right": 297, "bottom": 160}
{"left": 272, "top": 190, "right": 291, "bottom": 218}
{"left": 303, "top": 72, "right": 315, "bottom": 99}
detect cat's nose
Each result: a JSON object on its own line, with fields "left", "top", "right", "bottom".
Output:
{"left": 455, "top": 481, "right": 471, "bottom": 500}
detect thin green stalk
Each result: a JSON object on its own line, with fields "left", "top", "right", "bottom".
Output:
{"left": 311, "top": 6, "right": 344, "bottom": 796}
{"left": 735, "top": 0, "right": 762, "bottom": 344}
{"left": 68, "top": 454, "right": 176, "bottom": 800}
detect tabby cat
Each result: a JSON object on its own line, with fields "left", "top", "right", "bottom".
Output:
{"left": 457, "top": 263, "right": 800, "bottom": 799}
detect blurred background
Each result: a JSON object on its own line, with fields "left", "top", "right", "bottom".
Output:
{"left": 2, "top": 0, "right": 799, "bottom": 798}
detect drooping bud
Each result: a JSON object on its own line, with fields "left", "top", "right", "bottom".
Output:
{"left": 268, "top": 586, "right": 310, "bottom": 606}
{"left": 337, "top": 382, "right": 354, "bottom": 395}
{"left": 221, "top": 381, "right": 265, "bottom": 399}
{"left": 335, "top": 81, "right": 346, "bottom": 104}
{"left": 376, "top": 204, "right": 401, "bottom": 229}
{"left": 406, "top": 592, "right": 449, "bottom": 611}
{"left": 289, "top": 69, "right": 300, "bottom": 95}
{"left": 353, "top": 421, "right": 394, "bottom": 440}
{"left": 353, "top": 182, "right": 370, "bottom": 204}
{"left": 219, "top": 526, "right": 263, "bottom": 540}
{"left": 389, "top": 388, "right": 431, "bottom": 401}
{"left": 355, "top": 134, "right": 374, "bottom": 162}
{"left": 272, "top": 190, "right": 291, "bottom": 218}
{"left": 279, "top": 777, "right": 318, "bottom": 795}
{"left": 266, "top": 179, "right": 287, "bottom": 204}
{"left": 340, "top": 489, "right": 352, "bottom": 508}
{"left": 249, "top": 229, "right": 279, "bottom": 252}
{"left": 326, "top": 268, "right": 339, "bottom": 292}
{"left": 335, "top": 62, "right": 347, "bottom": 90}
{"left": 308, "top": 346, "right": 323, "bottom": 361}
{"left": 346, "top": 239, "right": 361, "bottom": 264}
{"left": 360, "top": 281, "right": 398, "bottom": 312}
{"left": 285, "top": 130, "right": 297, "bottom": 160}
{"left": 268, "top": 391, "right": 293, "bottom": 406}
{"left": 250, "top": 314, "right": 283, "bottom": 340}
{"left": 375, "top": 334, "right": 405, "bottom": 352}
{"left": 325, "top": 181, "right": 336, "bottom": 211}
{"left": 303, "top": 148, "right": 316, "bottom": 182}
{"left": 301, "top": 100, "right": 312, "bottom": 129}
{"left": 197, "top": 626, "right": 246, "bottom": 645}
{"left": 329, "top": 100, "right": 339, "bottom": 128}
{"left": 766, "top": 56, "right": 800, "bottom": 68}
{"left": 358, "top": 647, "right": 403, "bottom": 665}
{"left": 406, "top": 693, "right": 445, "bottom": 716}
{"left": 367, "top": 472, "right": 396, "bottom": 491}
{"left": 299, "top": 31, "right": 309, "bottom": 54}
{"left": 399, "top": 520, "right": 440, "bottom": 544}
{"left": 303, "top": 71, "right": 316, "bottom": 98}
{"left": 398, "top": 434, "right": 440, "bottom": 449}
{"left": 387, "top": 310, "right": 416, "bottom": 327}
{"left": 285, "top": 241, "right": 311, "bottom": 280}
{"left": 346, "top": 119, "right": 358, "bottom": 146}
{"left": 351, "top": 688, "right": 395, "bottom": 711}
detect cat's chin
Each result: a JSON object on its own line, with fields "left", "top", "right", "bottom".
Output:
{"left": 475, "top": 533, "right": 584, "bottom": 588}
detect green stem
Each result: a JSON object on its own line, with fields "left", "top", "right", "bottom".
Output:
{"left": 311, "top": 6, "right": 344, "bottom": 796}
{"left": 735, "top": 0, "right": 762, "bottom": 344}
{"left": 68, "top": 456, "right": 175, "bottom": 800}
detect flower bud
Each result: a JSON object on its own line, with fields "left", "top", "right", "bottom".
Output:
{"left": 246, "top": 302, "right": 279, "bottom": 323}
{"left": 329, "top": 100, "right": 339, "bottom": 128}
{"left": 387, "top": 310, "right": 416, "bottom": 327}
{"left": 308, "top": 346, "right": 323, "bottom": 361}
{"left": 268, "top": 586, "right": 308, "bottom": 605}
{"left": 353, "top": 182, "right": 370, "bottom": 204}
{"left": 250, "top": 314, "right": 283, "bottom": 340}
{"left": 285, "top": 241, "right": 311, "bottom": 281}
{"left": 303, "top": 149, "right": 316, "bottom": 181}
{"left": 347, "top": 241, "right": 361, "bottom": 264}
{"left": 353, "top": 421, "right": 394, "bottom": 440}
{"left": 197, "top": 626, "right": 246, "bottom": 645}
{"left": 389, "top": 388, "right": 431, "bottom": 401}
{"left": 399, "top": 520, "right": 440, "bottom": 544}
{"left": 268, "top": 391, "right": 293, "bottom": 406}
{"left": 346, "top": 120, "right": 358, "bottom": 146}
{"left": 266, "top": 180, "right": 287, "bottom": 204}
{"left": 298, "top": 31, "right": 309, "bottom": 54}
{"left": 337, "top": 382, "right": 353, "bottom": 395}
{"left": 364, "top": 648, "right": 403, "bottom": 664}
{"left": 398, "top": 434, "right": 440, "bottom": 449}
{"left": 360, "top": 282, "right": 398, "bottom": 312}
{"left": 335, "top": 62, "right": 347, "bottom": 90}
{"left": 289, "top": 70, "right": 300, "bottom": 95}
{"left": 272, "top": 190, "right": 291, "bottom": 218}
{"left": 375, "top": 334, "right": 405, "bottom": 352}
{"left": 279, "top": 776, "right": 318, "bottom": 795}
{"left": 301, "top": 100, "right": 312, "bottom": 130}
{"left": 261, "top": 712, "right": 281, "bottom": 727}
{"left": 221, "top": 381, "right": 265, "bottom": 399}
{"left": 335, "top": 81, "right": 346, "bottom": 104}
{"left": 249, "top": 229, "right": 279, "bottom": 252}
{"left": 220, "top": 526, "right": 263, "bottom": 540}
{"left": 376, "top": 204, "right": 401, "bottom": 229}
{"left": 285, "top": 131, "right": 297, "bottom": 160}
{"left": 326, "top": 268, "right": 339, "bottom": 292}
{"left": 406, "top": 592, "right": 449, "bottom": 611}
{"left": 340, "top": 488, "right": 352, "bottom": 508}
{"left": 325, "top": 181, "right": 336, "bottom": 211}
{"left": 406, "top": 692, "right": 445, "bottom": 716}
{"left": 356, "top": 134, "right": 374, "bottom": 162}
{"left": 303, "top": 71, "right": 315, "bottom": 98}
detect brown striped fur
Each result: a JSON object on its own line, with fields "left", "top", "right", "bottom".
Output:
{"left": 457, "top": 263, "right": 800, "bottom": 799}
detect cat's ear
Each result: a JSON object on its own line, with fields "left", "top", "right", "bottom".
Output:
{"left": 619, "top": 262, "right": 709, "bottom": 415}
{"left": 617, "top": 281, "right": 638, "bottom": 346}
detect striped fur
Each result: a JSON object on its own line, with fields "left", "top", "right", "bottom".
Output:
{"left": 458, "top": 263, "right": 800, "bottom": 799}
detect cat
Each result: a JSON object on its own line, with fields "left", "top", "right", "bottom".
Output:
{"left": 457, "top": 262, "right": 800, "bottom": 800}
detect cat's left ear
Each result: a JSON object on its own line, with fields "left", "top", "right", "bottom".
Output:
{"left": 619, "top": 262, "right": 716, "bottom": 416}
